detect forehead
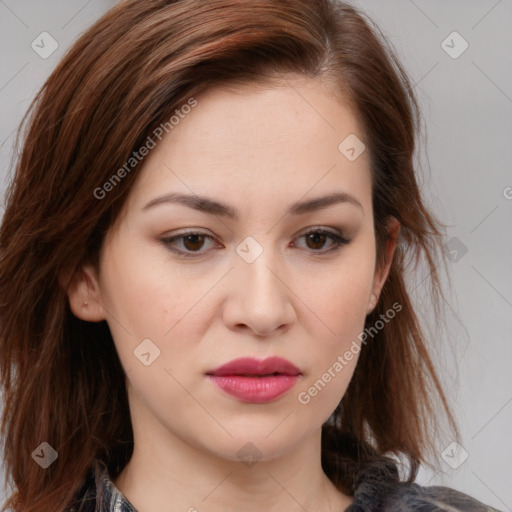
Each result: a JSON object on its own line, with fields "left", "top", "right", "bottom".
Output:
{"left": 123, "top": 76, "right": 371, "bottom": 215}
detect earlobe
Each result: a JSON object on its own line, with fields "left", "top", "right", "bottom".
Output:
{"left": 66, "top": 264, "right": 106, "bottom": 322}
{"left": 367, "top": 217, "right": 400, "bottom": 314}
{"left": 366, "top": 294, "right": 377, "bottom": 315}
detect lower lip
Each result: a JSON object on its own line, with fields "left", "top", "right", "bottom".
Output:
{"left": 207, "top": 375, "right": 300, "bottom": 403}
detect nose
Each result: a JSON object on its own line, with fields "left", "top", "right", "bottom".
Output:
{"left": 222, "top": 244, "right": 296, "bottom": 337}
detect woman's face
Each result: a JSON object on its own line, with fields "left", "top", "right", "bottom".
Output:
{"left": 70, "top": 76, "right": 397, "bottom": 463}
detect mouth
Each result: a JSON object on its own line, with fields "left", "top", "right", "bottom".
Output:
{"left": 206, "top": 357, "right": 302, "bottom": 403}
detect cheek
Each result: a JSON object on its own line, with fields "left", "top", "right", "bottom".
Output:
{"left": 316, "top": 254, "right": 375, "bottom": 335}
{"left": 98, "top": 244, "right": 210, "bottom": 376}
{"left": 301, "top": 243, "right": 375, "bottom": 397}
{"left": 320, "top": 277, "right": 370, "bottom": 322}
{"left": 99, "top": 242, "right": 189, "bottom": 335}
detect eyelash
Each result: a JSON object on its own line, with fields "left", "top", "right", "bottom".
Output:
{"left": 160, "top": 228, "right": 351, "bottom": 258}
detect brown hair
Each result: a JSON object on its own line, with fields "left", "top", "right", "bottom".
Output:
{"left": 0, "top": 0, "right": 458, "bottom": 510}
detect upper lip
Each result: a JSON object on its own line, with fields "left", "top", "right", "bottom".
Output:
{"left": 207, "top": 357, "right": 301, "bottom": 376}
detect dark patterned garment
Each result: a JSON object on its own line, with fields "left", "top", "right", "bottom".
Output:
{"left": 70, "top": 460, "right": 503, "bottom": 512}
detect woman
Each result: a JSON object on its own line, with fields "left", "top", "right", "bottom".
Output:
{"left": 0, "top": 1, "right": 502, "bottom": 511}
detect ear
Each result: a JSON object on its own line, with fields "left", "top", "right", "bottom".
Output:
{"left": 367, "top": 217, "right": 400, "bottom": 315}
{"left": 65, "top": 264, "right": 106, "bottom": 322}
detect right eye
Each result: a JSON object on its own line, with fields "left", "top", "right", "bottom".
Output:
{"left": 161, "top": 231, "right": 220, "bottom": 257}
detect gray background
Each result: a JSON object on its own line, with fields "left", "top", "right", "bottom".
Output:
{"left": 0, "top": 0, "right": 511, "bottom": 510}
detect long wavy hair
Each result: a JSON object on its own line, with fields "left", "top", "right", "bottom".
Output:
{"left": 0, "top": 0, "right": 458, "bottom": 510}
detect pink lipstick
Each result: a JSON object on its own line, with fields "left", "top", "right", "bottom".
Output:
{"left": 206, "top": 357, "right": 301, "bottom": 403}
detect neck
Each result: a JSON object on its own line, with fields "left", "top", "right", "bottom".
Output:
{"left": 113, "top": 409, "right": 353, "bottom": 512}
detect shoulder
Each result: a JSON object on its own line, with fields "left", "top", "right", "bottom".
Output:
{"left": 384, "top": 482, "right": 502, "bottom": 512}
{"left": 67, "top": 460, "right": 137, "bottom": 512}
{"left": 348, "top": 463, "right": 502, "bottom": 512}
{"left": 350, "top": 479, "right": 503, "bottom": 512}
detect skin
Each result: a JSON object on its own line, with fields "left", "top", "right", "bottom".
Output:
{"left": 68, "top": 75, "right": 399, "bottom": 512}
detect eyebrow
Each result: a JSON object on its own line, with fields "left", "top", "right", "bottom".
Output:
{"left": 143, "top": 191, "right": 363, "bottom": 219}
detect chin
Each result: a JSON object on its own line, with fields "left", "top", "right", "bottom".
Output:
{"left": 191, "top": 425, "right": 309, "bottom": 465}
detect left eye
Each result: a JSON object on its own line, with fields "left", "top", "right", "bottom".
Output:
{"left": 161, "top": 228, "right": 350, "bottom": 257}
{"left": 292, "top": 229, "right": 350, "bottom": 252}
